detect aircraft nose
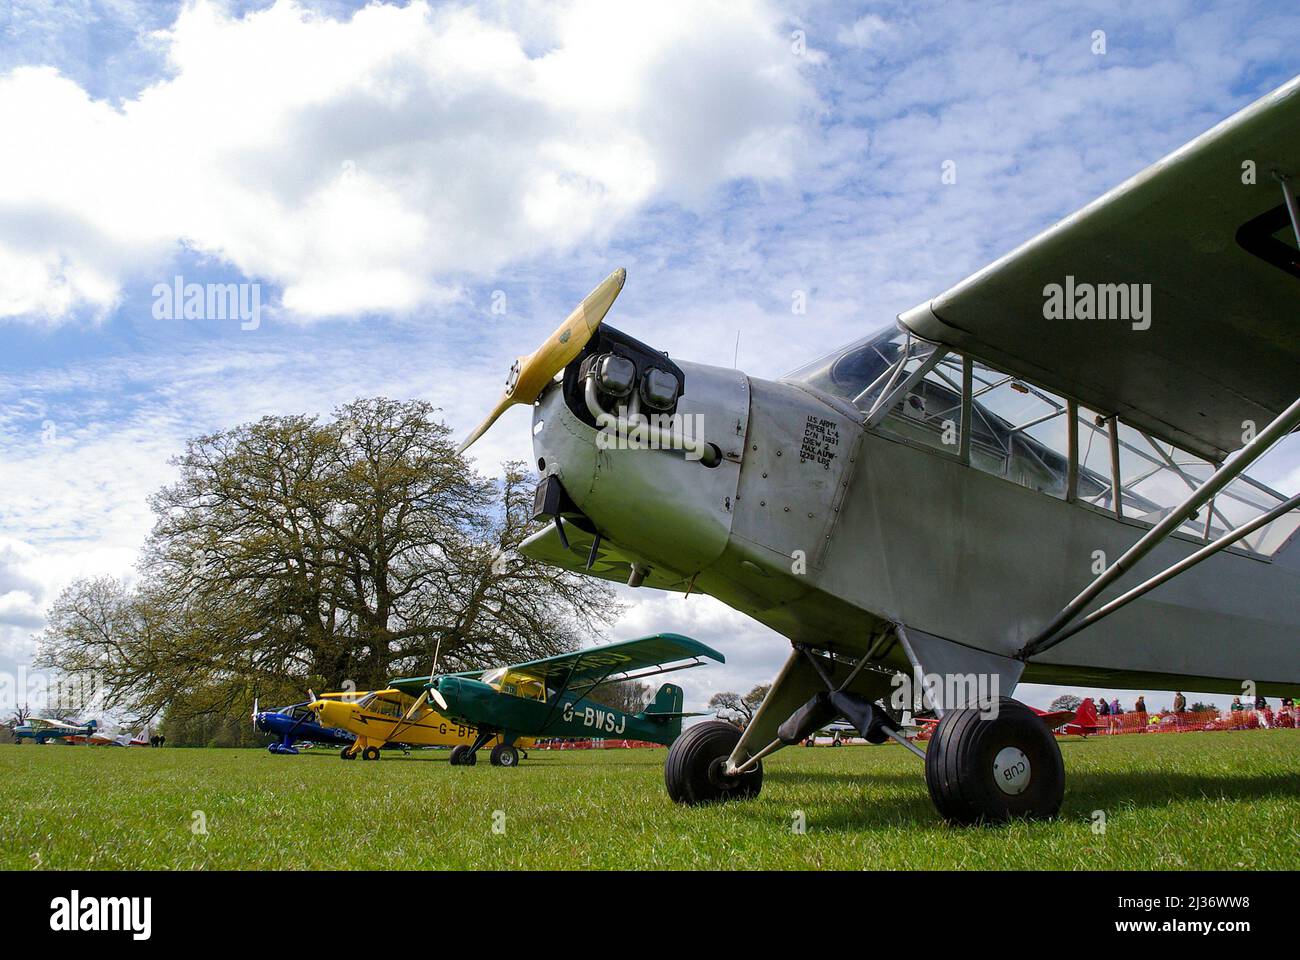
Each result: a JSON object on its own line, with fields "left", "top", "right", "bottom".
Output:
{"left": 529, "top": 356, "right": 748, "bottom": 586}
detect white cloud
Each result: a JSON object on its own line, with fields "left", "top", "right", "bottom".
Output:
{"left": 0, "top": 0, "right": 815, "bottom": 323}
{"left": 836, "top": 13, "right": 891, "bottom": 49}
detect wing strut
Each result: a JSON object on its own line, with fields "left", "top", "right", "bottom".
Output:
{"left": 1275, "top": 171, "right": 1300, "bottom": 246}
{"left": 1036, "top": 490, "right": 1300, "bottom": 651}
{"left": 1018, "top": 392, "right": 1300, "bottom": 659}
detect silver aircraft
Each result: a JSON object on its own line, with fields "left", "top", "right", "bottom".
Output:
{"left": 460, "top": 75, "right": 1300, "bottom": 823}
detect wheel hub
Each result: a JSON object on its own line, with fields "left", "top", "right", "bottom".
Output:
{"left": 992, "top": 746, "right": 1031, "bottom": 795}
{"left": 706, "top": 756, "right": 738, "bottom": 791}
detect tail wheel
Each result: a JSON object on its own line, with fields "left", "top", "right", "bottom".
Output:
{"left": 924, "top": 697, "right": 1065, "bottom": 825}
{"left": 362, "top": 746, "right": 381, "bottom": 761}
{"left": 340, "top": 746, "right": 356, "bottom": 760}
{"left": 490, "top": 743, "right": 519, "bottom": 767}
{"left": 665, "top": 720, "right": 762, "bottom": 805}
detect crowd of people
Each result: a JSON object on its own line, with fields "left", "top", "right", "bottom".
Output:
{"left": 1076, "top": 691, "right": 1298, "bottom": 732}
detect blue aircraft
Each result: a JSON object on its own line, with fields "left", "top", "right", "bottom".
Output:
{"left": 13, "top": 717, "right": 97, "bottom": 743}
{"left": 252, "top": 697, "right": 355, "bottom": 754}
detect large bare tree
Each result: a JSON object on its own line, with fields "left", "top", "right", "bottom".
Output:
{"left": 708, "top": 685, "right": 771, "bottom": 727}
{"left": 38, "top": 398, "right": 617, "bottom": 723}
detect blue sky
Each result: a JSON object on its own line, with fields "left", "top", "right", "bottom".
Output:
{"left": 1, "top": 0, "right": 1298, "bottom": 716}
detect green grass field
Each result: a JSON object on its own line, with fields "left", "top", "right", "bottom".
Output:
{"left": 3, "top": 731, "right": 1298, "bottom": 870}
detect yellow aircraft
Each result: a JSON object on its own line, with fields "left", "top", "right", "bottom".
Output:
{"left": 309, "top": 688, "right": 530, "bottom": 761}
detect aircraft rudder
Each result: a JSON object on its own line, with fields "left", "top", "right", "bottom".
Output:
{"left": 638, "top": 683, "right": 686, "bottom": 739}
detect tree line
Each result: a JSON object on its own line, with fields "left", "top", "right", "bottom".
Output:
{"left": 36, "top": 398, "right": 618, "bottom": 744}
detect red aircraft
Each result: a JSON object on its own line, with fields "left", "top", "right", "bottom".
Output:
{"left": 915, "top": 702, "right": 1095, "bottom": 739}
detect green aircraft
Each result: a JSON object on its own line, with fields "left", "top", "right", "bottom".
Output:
{"left": 390, "top": 633, "right": 723, "bottom": 767}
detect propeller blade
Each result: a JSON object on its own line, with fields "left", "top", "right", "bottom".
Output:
{"left": 458, "top": 268, "right": 626, "bottom": 454}
{"left": 401, "top": 690, "right": 429, "bottom": 723}
{"left": 429, "top": 687, "right": 448, "bottom": 711}
{"left": 251, "top": 697, "right": 259, "bottom": 725}
{"left": 307, "top": 689, "right": 316, "bottom": 704}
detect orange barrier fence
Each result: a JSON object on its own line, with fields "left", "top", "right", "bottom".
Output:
{"left": 913, "top": 707, "right": 1296, "bottom": 741}
{"left": 1092, "top": 707, "right": 1296, "bottom": 735}
{"left": 539, "top": 739, "right": 665, "bottom": 750}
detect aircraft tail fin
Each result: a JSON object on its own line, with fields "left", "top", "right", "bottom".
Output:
{"left": 636, "top": 684, "right": 700, "bottom": 739}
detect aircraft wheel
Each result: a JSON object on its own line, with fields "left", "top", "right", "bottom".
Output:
{"left": 665, "top": 720, "right": 762, "bottom": 805}
{"left": 924, "top": 697, "right": 1064, "bottom": 825}
{"left": 340, "top": 747, "right": 356, "bottom": 760}
{"left": 362, "top": 746, "right": 381, "bottom": 761}
{"left": 449, "top": 745, "right": 468, "bottom": 766}
{"left": 490, "top": 744, "right": 519, "bottom": 767}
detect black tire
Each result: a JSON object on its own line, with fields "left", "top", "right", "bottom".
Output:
{"left": 448, "top": 745, "right": 466, "bottom": 765}
{"left": 340, "top": 746, "right": 356, "bottom": 760}
{"left": 664, "top": 720, "right": 762, "bottom": 805}
{"left": 362, "top": 746, "right": 381, "bottom": 761}
{"left": 924, "top": 697, "right": 1064, "bottom": 825}
{"left": 490, "top": 743, "right": 520, "bottom": 767}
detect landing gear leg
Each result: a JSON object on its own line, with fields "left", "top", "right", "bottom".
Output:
{"left": 924, "top": 697, "right": 1064, "bottom": 825}
{"left": 451, "top": 730, "right": 496, "bottom": 767}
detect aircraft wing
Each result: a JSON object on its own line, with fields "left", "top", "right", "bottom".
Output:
{"left": 916, "top": 708, "right": 1075, "bottom": 730}
{"left": 518, "top": 521, "right": 693, "bottom": 592}
{"left": 29, "top": 718, "right": 72, "bottom": 732}
{"left": 1036, "top": 709, "right": 1076, "bottom": 730}
{"left": 899, "top": 76, "right": 1300, "bottom": 462}
{"left": 388, "top": 670, "right": 490, "bottom": 698}
{"left": 495, "top": 634, "right": 723, "bottom": 688}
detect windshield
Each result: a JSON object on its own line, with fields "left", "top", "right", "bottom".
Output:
{"left": 781, "top": 324, "right": 906, "bottom": 404}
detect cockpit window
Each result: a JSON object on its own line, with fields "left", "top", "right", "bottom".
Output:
{"left": 358, "top": 693, "right": 405, "bottom": 718}
{"left": 782, "top": 325, "right": 907, "bottom": 404}
{"left": 785, "top": 326, "right": 1300, "bottom": 558}
{"left": 488, "top": 670, "right": 548, "bottom": 701}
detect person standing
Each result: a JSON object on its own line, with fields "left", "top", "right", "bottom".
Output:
{"left": 1174, "top": 691, "right": 1186, "bottom": 713}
